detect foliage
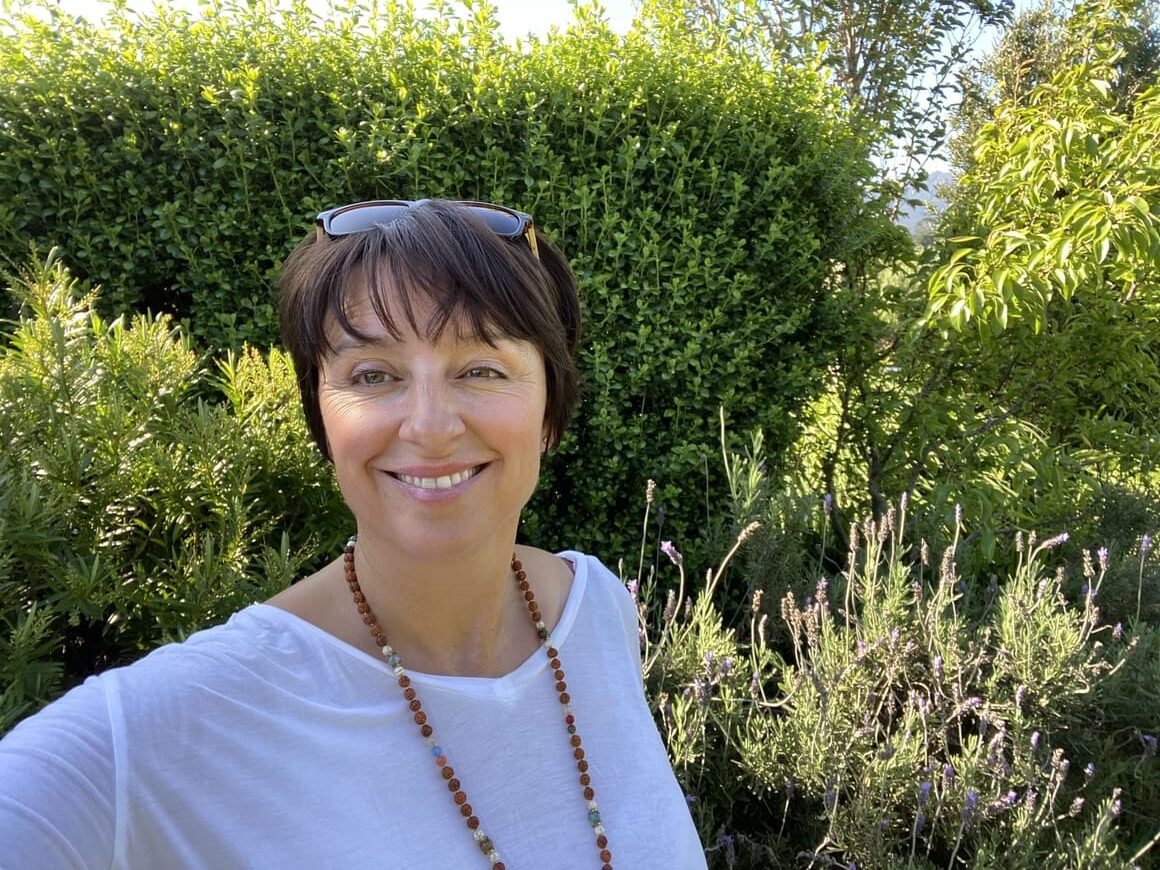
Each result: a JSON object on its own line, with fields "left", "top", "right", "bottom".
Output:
{"left": 645, "top": 0, "right": 1014, "bottom": 193}
{"left": 921, "top": 0, "right": 1160, "bottom": 539}
{"left": 0, "top": 0, "right": 898, "bottom": 560}
{"left": 930, "top": 0, "right": 1160, "bottom": 341}
{"left": 950, "top": 0, "right": 1160, "bottom": 174}
{"left": 776, "top": 0, "right": 1160, "bottom": 576}
{"left": 2, "top": 265, "right": 1157, "bottom": 866}
{"left": 0, "top": 254, "right": 349, "bottom": 731}
{"left": 630, "top": 438, "right": 1159, "bottom": 868}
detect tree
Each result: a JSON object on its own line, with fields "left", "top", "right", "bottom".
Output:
{"left": 789, "top": 0, "right": 1160, "bottom": 561}
{"left": 950, "top": 0, "right": 1160, "bottom": 174}
{"left": 644, "top": 0, "right": 1013, "bottom": 194}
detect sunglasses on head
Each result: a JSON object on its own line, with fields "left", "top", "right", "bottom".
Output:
{"left": 315, "top": 199, "right": 539, "bottom": 260}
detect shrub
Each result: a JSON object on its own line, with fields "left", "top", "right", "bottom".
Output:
{"left": 0, "top": 254, "right": 349, "bottom": 731}
{"left": 628, "top": 438, "right": 1159, "bottom": 868}
{"left": 0, "top": 0, "right": 901, "bottom": 559}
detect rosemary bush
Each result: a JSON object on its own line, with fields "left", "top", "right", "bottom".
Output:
{"left": 0, "top": 254, "right": 349, "bottom": 731}
{"left": 630, "top": 441, "right": 1159, "bottom": 868}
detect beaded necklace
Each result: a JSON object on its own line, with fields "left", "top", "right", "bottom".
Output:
{"left": 342, "top": 537, "right": 614, "bottom": 870}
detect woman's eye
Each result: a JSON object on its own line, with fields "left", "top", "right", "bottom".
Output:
{"left": 355, "top": 371, "right": 389, "bottom": 386}
{"left": 466, "top": 366, "right": 503, "bottom": 379}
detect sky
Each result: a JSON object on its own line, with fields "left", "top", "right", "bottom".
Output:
{"left": 48, "top": 0, "right": 640, "bottom": 40}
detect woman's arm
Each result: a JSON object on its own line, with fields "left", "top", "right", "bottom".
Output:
{"left": 0, "top": 678, "right": 117, "bottom": 869}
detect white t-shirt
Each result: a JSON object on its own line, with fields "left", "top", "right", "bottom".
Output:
{"left": 0, "top": 552, "right": 706, "bottom": 869}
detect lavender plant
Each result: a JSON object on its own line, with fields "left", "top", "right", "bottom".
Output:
{"left": 628, "top": 448, "right": 1158, "bottom": 867}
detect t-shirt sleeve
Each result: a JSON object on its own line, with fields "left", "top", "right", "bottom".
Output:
{"left": 0, "top": 676, "right": 117, "bottom": 869}
{"left": 584, "top": 555, "right": 645, "bottom": 683}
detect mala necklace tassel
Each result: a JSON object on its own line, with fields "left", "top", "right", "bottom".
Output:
{"left": 343, "top": 537, "right": 613, "bottom": 870}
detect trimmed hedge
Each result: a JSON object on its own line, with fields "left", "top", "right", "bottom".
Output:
{"left": 0, "top": 0, "right": 901, "bottom": 558}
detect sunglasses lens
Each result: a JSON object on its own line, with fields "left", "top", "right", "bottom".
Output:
{"left": 324, "top": 203, "right": 412, "bottom": 236}
{"left": 467, "top": 205, "right": 524, "bottom": 236}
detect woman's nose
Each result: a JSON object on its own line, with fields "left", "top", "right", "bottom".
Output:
{"left": 398, "top": 381, "right": 465, "bottom": 445}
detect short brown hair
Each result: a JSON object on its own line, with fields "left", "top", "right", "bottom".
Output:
{"left": 278, "top": 199, "right": 581, "bottom": 460}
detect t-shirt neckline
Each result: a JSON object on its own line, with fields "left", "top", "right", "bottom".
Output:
{"left": 247, "top": 551, "right": 589, "bottom": 697}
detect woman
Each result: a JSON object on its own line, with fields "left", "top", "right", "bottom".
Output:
{"left": 0, "top": 199, "right": 706, "bottom": 868}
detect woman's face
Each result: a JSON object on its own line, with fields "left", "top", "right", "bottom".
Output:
{"left": 316, "top": 277, "right": 548, "bottom": 561}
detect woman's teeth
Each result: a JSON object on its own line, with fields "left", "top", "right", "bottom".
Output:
{"left": 396, "top": 467, "right": 479, "bottom": 490}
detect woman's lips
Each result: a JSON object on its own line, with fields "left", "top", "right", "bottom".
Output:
{"left": 389, "top": 464, "right": 484, "bottom": 490}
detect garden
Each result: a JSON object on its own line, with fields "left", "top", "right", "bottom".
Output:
{"left": 0, "top": 0, "right": 1157, "bottom": 865}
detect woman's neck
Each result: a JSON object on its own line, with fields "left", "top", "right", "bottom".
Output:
{"left": 343, "top": 532, "right": 535, "bottom": 677}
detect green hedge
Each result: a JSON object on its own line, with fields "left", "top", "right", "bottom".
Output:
{"left": 0, "top": 0, "right": 900, "bottom": 558}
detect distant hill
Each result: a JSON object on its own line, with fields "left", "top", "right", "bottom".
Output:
{"left": 897, "top": 170, "right": 955, "bottom": 239}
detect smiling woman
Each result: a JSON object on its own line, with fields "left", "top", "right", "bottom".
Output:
{"left": 0, "top": 199, "right": 708, "bottom": 869}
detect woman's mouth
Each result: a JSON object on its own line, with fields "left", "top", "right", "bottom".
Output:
{"left": 391, "top": 465, "right": 483, "bottom": 490}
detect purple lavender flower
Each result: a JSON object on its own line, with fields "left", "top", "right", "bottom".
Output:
{"left": 660, "top": 540, "right": 683, "bottom": 566}
{"left": 692, "top": 677, "right": 709, "bottom": 705}
{"left": 1142, "top": 734, "right": 1157, "bottom": 758}
{"left": 1042, "top": 532, "right": 1070, "bottom": 550}
{"left": 932, "top": 656, "right": 943, "bottom": 679}
{"left": 943, "top": 763, "right": 955, "bottom": 785}
{"left": 1142, "top": 534, "right": 1153, "bottom": 558}
{"left": 721, "top": 832, "right": 736, "bottom": 863}
{"left": 1068, "top": 796, "right": 1085, "bottom": 817}
{"left": 1113, "top": 622, "right": 1124, "bottom": 640}
{"left": 1030, "top": 731, "right": 1041, "bottom": 750}
{"left": 955, "top": 503, "right": 963, "bottom": 526}
{"left": 685, "top": 793, "right": 697, "bottom": 806}
{"left": 823, "top": 493, "right": 833, "bottom": 516}
{"left": 721, "top": 657, "right": 733, "bottom": 677}
{"left": 627, "top": 577, "right": 639, "bottom": 604}
{"left": 1015, "top": 685, "right": 1026, "bottom": 709}
{"left": 918, "top": 782, "right": 932, "bottom": 807}
{"left": 962, "top": 789, "right": 979, "bottom": 825}
{"left": 987, "top": 790, "right": 1017, "bottom": 815}
{"left": 890, "top": 627, "right": 900, "bottom": 646}
{"left": 1097, "top": 546, "right": 1109, "bottom": 573}
{"left": 784, "top": 779, "right": 795, "bottom": 798}
{"left": 1108, "top": 788, "right": 1123, "bottom": 818}
{"left": 704, "top": 650, "right": 715, "bottom": 669}
{"left": 1084, "top": 762, "right": 1097, "bottom": 783}
{"left": 914, "top": 812, "right": 926, "bottom": 833}
{"left": 824, "top": 786, "right": 837, "bottom": 812}
{"left": 750, "top": 672, "right": 761, "bottom": 697}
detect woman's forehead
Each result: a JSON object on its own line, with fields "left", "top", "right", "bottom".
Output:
{"left": 324, "top": 271, "right": 504, "bottom": 351}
